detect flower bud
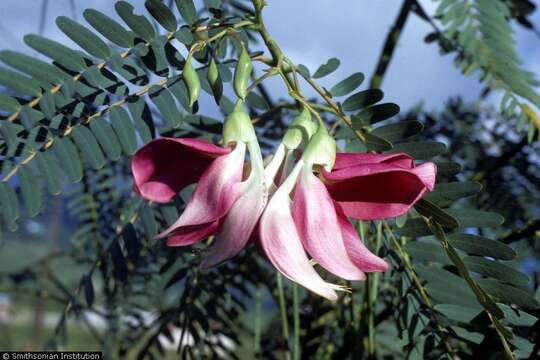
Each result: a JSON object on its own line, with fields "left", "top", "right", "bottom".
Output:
{"left": 183, "top": 56, "right": 200, "bottom": 107}
{"left": 233, "top": 46, "right": 253, "bottom": 100}
{"left": 302, "top": 126, "right": 336, "bottom": 171}
{"left": 282, "top": 107, "right": 317, "bottom": 150}
{"left": 223, "top": 100, "right": 256, "bottom": 144}
{"left": 207, "top": 58, "right": 222, "bottom": 104}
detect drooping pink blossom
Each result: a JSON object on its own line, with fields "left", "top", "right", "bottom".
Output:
{"left": 132, "top": 137, "right": 246, "bottom": 247}
{"left": 131, "top": 102, "right": 269, "bottom": 267}
{"left": 259, "top": 128, "right": 436, "bottom": 300}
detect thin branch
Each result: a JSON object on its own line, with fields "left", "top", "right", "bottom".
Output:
{"left": 500, "top": 219, "right": 540, "bottom": 244}
{"left": 370, "top": 0, "right": 414, "bottom": 88}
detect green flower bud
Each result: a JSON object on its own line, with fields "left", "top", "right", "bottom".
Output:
{"left": 282, "top": 107, "right": 317, "bottom": 150}
{"left": 233, "top": 46, "right": 252, "bottom": 100}
{"left": 207, "top": 58, "right": 223, "bottom": 104}
{"left": 223, "top": 100, "right": 256, "bottom": 144}
{"left": 183, "top": 56, "right": 200, "bottom": 107}
{"left": 302, "top": 126, "right": 336, "bottom": 171}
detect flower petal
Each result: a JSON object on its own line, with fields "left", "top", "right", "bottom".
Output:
{"left": 411, "top": 162, "right": 437, "bottom": 191}
{"left": 335, "top": 202, "right": 389, "bottom": 272}
{"left": 155, "top": 142, "right": 246, "bottom": 240}
{"left": 292, "top": 169, "right": 366, "bottom": 281}
{"left": 333, "top": 152, "right": 413, "bottom": 170}
{"left": 132, "top": 138, "right": 230, "bottom": 203}
{"left": 201, "top": 179, "right": 267, "bottom": 268}
{"left": 322, "top": 161, "right": 436, "bottom": 220}
{"left": 166, "top": 219, "right": 220, "bottom": 247}
{"left": 260, "top": 190, "right": 341, "bottom": 301}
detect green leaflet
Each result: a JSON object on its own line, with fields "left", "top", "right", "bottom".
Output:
{"left": 0, "top": 93, "right": 19, "bottom": 113}
{"left": 35, "top": 151, "right": 63, "bottom": 195}
{"left": 0, "top": 182, "right": 20, "bottom": 230}
{"left": 0, "top": 67, "right": 42, "bottom": 97}
{"left": 414, "top": 199, "right": 460, "bottom": 229}
{"left": 423, "top": 181, "right": 482, "bottom": 206}
{"left": 330, "top": 72, "right": 364, "bottom": 97}
{"left": 127, "top": 98, "right": 154, "bottom": 143}
{"left": 115, "top": 1, "right": 156, "bottom": 42}
{"left": 0, "top": 50, "right": 68, "bottom": 84}
{"left": 175, "top": 0, "right": 198, "bottom": 25}
{"left": 146, "top": 0, "right": 178, "bottom": 32}
{"left": 447, "top": 233, "right": 516, "bottom": 260}
{"left": 109, "top": 107, "right": 138, "bottom": 155}
{"left": 313, "top": 58, "right": 340, "bottom": 78}
{"left": 56, "top": 16, "right": 111, "bottom": 59}
{"left": 24, "top": 34, "right": 87, "bottom": 72}
{"left": 478, "top": 279, "right": 539, "bottom": 309}
{"left": 405, "top": 241, "right": 452, "bottom": 265}
{"left": 53, "top": 137, "right": 83, "bottom": 183}
{"left": 352, "top": 103, "right": 400, "bottom": 126}
{"left": 90, "top": 117, "right": 122, "bottom": 161}
{"left": 18, "top": 165, "right": 43, "bottom": 217}
{"left": 343, "top": 89, "right": 383, "bottom": 112}
{"left": 463, "top": 256, "right": 529, "bottom": 287}
{"left": 71, "top": 125, "right": 106, "bottom": 170}
{"left": 150, "top": 86, "right": 182, "bottom": 128}
{"left": 388, "top": 141, "right": 447, "bottom": 160}
{"left": 83, "top": 9, "right": 134, "bottom": 48}
{"left": 445, "top": 209, "right": 505, "bottom": 228}
{"left": 371, "top": 120, "right": 424, "bottom": 142}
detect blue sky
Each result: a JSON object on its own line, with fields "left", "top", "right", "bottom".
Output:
{"left": 0, "top": 0, "right": 538, "bottom": 112}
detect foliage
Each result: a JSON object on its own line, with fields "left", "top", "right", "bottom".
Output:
{"left": 429, "top": 0, "right": 540, "bottom": 141}
{"left": 0, "top": 1, "right": 539, "bottom": 359}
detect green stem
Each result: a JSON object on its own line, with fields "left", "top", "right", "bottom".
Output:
{"left": 276, "top": 272, "right": 291, "bottom": 360}
{"left": 292, "top": 284, "right": 300, "bottom": 360}
{"left": 367, "top": 222, "right": 383, "bottom": 356}
{"left": 301, "top": 75, "right": 366, "bottom": 142}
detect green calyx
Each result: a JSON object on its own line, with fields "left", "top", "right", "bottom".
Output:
{"left": 302, "top": 125, "right": 336, "bottom": 171}
{"left": 282, "top": 107, "right": 317, "bottom": 150}
{"left": 223, "top": 100, "right": 256, "bottom": 144}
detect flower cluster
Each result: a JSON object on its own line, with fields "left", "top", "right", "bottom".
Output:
{"left": 131, "top": 102, "right": 436, "bottom": 300}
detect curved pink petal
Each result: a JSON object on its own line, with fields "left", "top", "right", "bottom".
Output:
{"left": 166, "top": 219, "right": 220, "bottom": 247}
{"left": 201, "top": 180, "right": 267, "bottom": 268}
{"left": 334, "top": 152, "right": 413, "bottom": 170}
{"left": 155, "top": 142, "right": 246, "bottom": 240}
{"left": 411, "top": 162, "right": 437, "bottom": 191}
{"left": 322, "top": 161, "right": 436, "bottom": 220}
{"left": 292, "top": 169, "right": 366, "bottom": 281}
{"left": 132, "top": 138, "right": 230, "bottom": 203}
{"left": 335, "top": 202, "right": 389, "bottom": 272}
{"left": 259, "top": 191, "right": 341, "bottom": 301}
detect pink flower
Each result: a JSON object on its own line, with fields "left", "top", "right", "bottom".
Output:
{"left": 322, "top": 152, "right": 436, "bottom": 220}
{"left": 259, "top": 128, "right": 436, "bottom": 300}
{"left": 131, "top": 102, "right": 268, "bottom": 268}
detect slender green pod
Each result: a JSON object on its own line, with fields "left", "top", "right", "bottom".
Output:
{"left": 233, "top": 45, "right": 253, "bottom": 100}
{"left": 207, "top": 58, "right": 223, "bottom": 104}
{"left": 182, "top": 55, "right": 200, "bottom": 107}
